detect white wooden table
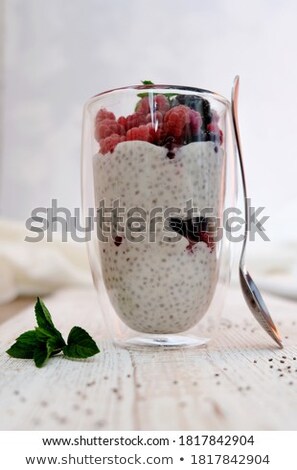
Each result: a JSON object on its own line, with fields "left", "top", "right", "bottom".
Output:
{"left": 0, "top": 287, "right": 296, "bottom": 430}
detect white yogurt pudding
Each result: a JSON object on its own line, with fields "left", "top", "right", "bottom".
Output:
{"left": 93, "top": 141, "right": 224, "bottom": 334}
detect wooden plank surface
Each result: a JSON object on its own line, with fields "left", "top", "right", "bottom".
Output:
{"left": 0, "top": 287, "right": 296, "bottom": 430}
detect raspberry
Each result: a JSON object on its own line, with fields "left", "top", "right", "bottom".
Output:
{"left": 95, "top": 119, "right": 125, "bottom": 141}
{"left": 95, "top": 108, "right": 115, "bottom": 122}
{"left": 125, "top": 113, "right": 147, "bottom": 130}
{"left": 155, "top": 94, "right": 170, "bottom": 114}
{"left": 136, "top": 94, "right": 170, "bottom": 115}
{"left": 99, "top": 134, "right": 125, "bottom": 155}
{"left": 207, "top": 123, "right": 219, "bottom": 133}
{"left": 155, "top": 125, "right": 166, "bottom": 145}
{"left": 135, "top": 97, "right": 150, "bottom": 115}
{"left": 163, "top": 105, "right": 191, "bottom": 140}
{"left": 117, "top": 116, "right": 127, "bottom": 129}
{"left": 126, "top": 124, "right": 155, "bottom": 143}
{"left": 145, "top": 111, "right": 163, "bottom": 125}
{"left": 189, "top": 109, "right": 202, "bottom": 135}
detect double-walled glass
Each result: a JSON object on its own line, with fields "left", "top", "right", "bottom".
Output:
{"left": 82, "top": 85, "right": 237, "bottom": 348}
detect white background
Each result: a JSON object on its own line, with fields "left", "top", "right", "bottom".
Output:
{"left": 0, "top": 0, "right": 296, "bottom": 244}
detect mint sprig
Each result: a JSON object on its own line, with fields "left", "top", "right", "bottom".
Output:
{"left": 6, "top": 298, "right": 100, "bottom": 368}
{"left": 137, "top": 80, "right": 177, "bottom": 100}
{"left": 137, "top": 80, "right": 155, "bottom": 99}
{"left": 141, "top": 80, "right": 154, "bottom": 85}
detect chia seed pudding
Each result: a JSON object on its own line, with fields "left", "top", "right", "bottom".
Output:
{"left": 92, "top": 93, "right": 225, "bottom": 334}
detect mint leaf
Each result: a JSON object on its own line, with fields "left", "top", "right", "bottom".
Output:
{"left": 35, "top": 326, "right": 65, "bottom": 346}
{"left": 63, "top": 327, "right": 100, "bottom": 359}
{"left": 137, "top": 80, "right": 177, "bottom": 101}
{"left": 35, "top": 326, "right": 54, "bottom": 340}
{"left": 34, "top": 336, "right": 66, "bottom": 368}
{"left": 34, "top": 343, "right": 50, "bottom": 368}
{"left": 35, "top": 297, "right": 59, "bottom": 334}
{"left": 6, "top": 330, "right": 40, "bottom": 359}
{"left": 47, "top": 335, "right": 65, "bottom": 356}
{"left": 137, "top": 80, "right": 154, "bottom": 99}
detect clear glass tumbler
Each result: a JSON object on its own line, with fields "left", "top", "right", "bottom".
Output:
{"left": 82, "top": 84, "right": 237, "bottom": 348}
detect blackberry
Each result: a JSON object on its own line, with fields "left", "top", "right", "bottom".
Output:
{"left": 182, "top": 217, "right": 209, "bottom": 242}
{"left": 168, "top": 217, "right": 184, "bottom": 237}
{"left": 168, "top": 217, "right": 209, "bottom": 242}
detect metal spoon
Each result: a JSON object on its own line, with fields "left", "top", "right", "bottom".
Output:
{"left": 231, "top": 75, "right": 283, "bottom": 348}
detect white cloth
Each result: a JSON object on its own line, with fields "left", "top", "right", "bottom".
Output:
{"left": 0, "top": 219, "right": 92, "bottom": 304}
{"left": 231, "top": 240, "right": 297, "bottom": 301}
{"left": 248, "top": 241, "right": 297, "bottom": 300}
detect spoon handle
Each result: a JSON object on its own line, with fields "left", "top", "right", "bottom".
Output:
{"left": 231, "top": 76, "right": 248, "bottom": 264}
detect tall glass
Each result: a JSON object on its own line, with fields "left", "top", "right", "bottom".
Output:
{"left": 82, "top": 85, "right": 237, "bottom": 348}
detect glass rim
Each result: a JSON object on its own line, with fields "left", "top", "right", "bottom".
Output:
{"left": 85, "top": 84, "right": 230, "bottom": 107}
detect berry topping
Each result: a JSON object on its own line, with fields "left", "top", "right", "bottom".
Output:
{"left": 145, "top": 111, "right": 163, "bottom": 125}
{"left": 135, "top": 97, "right": 151, "bottom": 115}
{"left": 95, "top": 119, "right": 125, "bottom": 141}
{"left": 99, "top": 134, "right": 126, "bottom": 155}
{"left": 117, "top": 116, "right": 127, "bottom": 128}
{"left": 126, "top": 124, "right": 155, "bottom": 143}
{"left": 155, "top": 94, "right": 170, "bottom": 114}
{"left": 95, "top": 108, "right": 116, "bottom": 122}
{"left": 94, "top": 90, "right": 223, "bottom": 154}
{"left": 163, "top": 105, "right": 191, "bottom": 140}
{"left": 155, "top": 125, "right": 166, "bottom": 140}
{"left": 207, "top": 123, "right": 220, "bottom": 133}
{"left": 173, "top": 95, "right": 212, "bottom": 128}
{"left": 125, "top": 113, "right": 147, "bottom": 130}
{"left": 135, "top": 94, "right": 170, "bottom": 115}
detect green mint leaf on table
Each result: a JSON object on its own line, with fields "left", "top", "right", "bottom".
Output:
{"left": 33, "top": 343, "right": 50, "bottom": 368}
{"left": 63, "top": 327, "right": 100, "bottom": 359}
{"left": 6, "top": 330, "right": 40, "bottom": 359}
{"left": 6, "top": 298, "right": 100, "bottom": 367}
{"left": 33, "top": 336, "right": 67, "bottom": 368}
{"left": 35, "top": 325, "right": 65, "bottom": 347}
{"left": 35, "top": 297, "right": 58, "bottom": 333}
{"left": 47, "top": 334, "right": 66, "bottom": 354}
